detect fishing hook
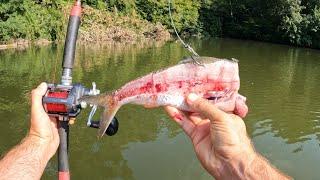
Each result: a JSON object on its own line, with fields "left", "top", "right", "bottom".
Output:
{"left": 190, "top": 56, "right": 203, "bottom": 66}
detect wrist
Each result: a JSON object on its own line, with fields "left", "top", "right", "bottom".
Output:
{"left": 243, "top": 154, "right": 292, "bottom": 180}
{"left": 217, "top": 142, "right": 257, "bottom": 179}
{"left": 221, "top": 152, "right": 256, "bottom": 180}
{"left": 25, "top": 134, "right": 54, "bottom": 162}
{"left": 219, "top": 149, "right": 291, "bottom": 180}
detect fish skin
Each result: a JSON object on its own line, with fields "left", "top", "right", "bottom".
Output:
{"left": 80, "top": 57, "right": 248, "bottom": 138}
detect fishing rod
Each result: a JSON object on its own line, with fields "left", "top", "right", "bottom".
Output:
{"left": 42, "top": 1, "right": 119, "bottom": 180}
{"left": 168, "top": 0, "right": 202, "bottom": 65}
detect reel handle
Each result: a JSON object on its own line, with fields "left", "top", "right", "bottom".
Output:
{"left": 88, "top": 117, "right": 119, "bottom": 136}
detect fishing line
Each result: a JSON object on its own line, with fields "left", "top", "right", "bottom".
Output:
{"left": 168, "top": 0, "right": 202, "bottom": 65}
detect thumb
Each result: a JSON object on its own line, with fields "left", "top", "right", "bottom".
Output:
{"left": 31, "top": 82, "right": 47, "bottom": 113}
{"left": 186, "top": 93, "right": 228, "bottom": 122}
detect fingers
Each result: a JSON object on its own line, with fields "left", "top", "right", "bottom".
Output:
{"left": 49, "top": 117, "right": 59, "bottom": 136}
{"left": 49, "top": 117, "right": 58, "bottom": 127}
{"left": 188, "top": 114, "right": 205, "bottom": 125}
{"left": 144, "top": 104, "right": 158, "bottom": 109}
{"left": 31, "top": 82, "right": 47, "bottom": 114}
{"left": 164, "top": 106, "right": 195, "bottom": 137}
{"left": 234, "top": 96, "right": 248, "bottom": 118}
{"left": 164, "top": 106, "right": 186, "bottom": 126}
{"left": 186, "top": 93, "right": 228, "bottom": 122}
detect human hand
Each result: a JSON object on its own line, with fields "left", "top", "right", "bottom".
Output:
{"left": 28, "top": 82, "right": 59, "bottom": 159}
{"left": 164, "top": 94, "right": 256, "bottom": 179}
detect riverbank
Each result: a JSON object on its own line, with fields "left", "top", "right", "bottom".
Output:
{"left": 2, "top": 1, "right": 320, "bottom": 50}
{"left": 0, "top": 5, "right": 171, "bottom": 50}
{"left": 0, "top": 39, "right": 52, "bottom": 50}
{"left": 79, "top": 6, "right": 170, "bottom": 43}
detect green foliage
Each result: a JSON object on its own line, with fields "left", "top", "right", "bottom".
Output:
{"left": 279, "top": 0, "right": 320, "bottom": 47}
{"left": 1, "top": 0, "right": 320, "bottom": 48}
{"left": 136, "top": 0, "right": 201, "bottom": 34}
{"left": 82, "top": 0, "right": 136, "bottom": 14}
{"left": 72, "top": 0, "right": 202, "bottom": 34}
{"left": 0, "top": 0, "right": 65, "bottom": 42}
{"left": 198, "top": 0, "right": 222, "bottom": 37}
{"left": 107, "top": 0, "right": 136, "bottom": 14}
{"left": 199, "top": 0, "right": 320, "bottom": 48}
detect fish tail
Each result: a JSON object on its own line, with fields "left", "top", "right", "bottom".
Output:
{"left": 80, "top": 93, "right": 121, "bottom": 138}
{"left": 98, "top": 102, "right": 121, "bottom": 138}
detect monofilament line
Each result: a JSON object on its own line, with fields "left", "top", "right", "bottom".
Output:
{"left": 168, "top": 0, "right": 200, "bottom": 58}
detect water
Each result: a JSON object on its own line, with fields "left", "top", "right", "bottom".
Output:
{"left": 0, "top": 39, "right": 320, "bottom": 179}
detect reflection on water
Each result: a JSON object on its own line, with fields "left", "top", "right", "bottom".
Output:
{"left": 0, "top": 39, "right": 320, "bottom": 179}
{"left": 122, "top": 128, "right": 210, "bottom": 180}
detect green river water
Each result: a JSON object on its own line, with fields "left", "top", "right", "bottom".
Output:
{"left": 0, "top": 38, "right": 320, "bottom": 179}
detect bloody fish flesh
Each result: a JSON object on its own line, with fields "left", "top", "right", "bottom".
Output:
{"left": 80, "top": 57, "right": 248, "bottom": 137}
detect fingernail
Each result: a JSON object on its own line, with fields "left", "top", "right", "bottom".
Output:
{"left": 38, "top": 82, "right": 47, "bottom": 90}
{"left": 187, "top": 93, "right": 199, "bottom": 103}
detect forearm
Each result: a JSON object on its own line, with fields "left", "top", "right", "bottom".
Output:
{"left": 0, "top": 136, "right": 51, "bottom": 180}
{"left": 220, "top": 152, "right": 291, "bottom": 180}
{"left": 244, "top": 154, "right": 291, "bottom": 180}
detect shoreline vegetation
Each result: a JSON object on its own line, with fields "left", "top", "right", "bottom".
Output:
{"left": 1, "top": 0, "right": 320, "bottom": 50}
{"left": 0, "top": 4, "right": 171, "bottom": 50}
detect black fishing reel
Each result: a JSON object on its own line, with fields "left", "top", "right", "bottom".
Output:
{"left": 42, "top": 82, "right": 119, "bottom": 136}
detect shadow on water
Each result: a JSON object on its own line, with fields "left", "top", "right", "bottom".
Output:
{"left": 0, "top": 39, "right": 320, "bottom": 179}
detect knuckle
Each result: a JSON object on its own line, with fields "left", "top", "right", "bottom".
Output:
{"left": 193, "top": 99, "right": 202, "bottom": 109}
{"left": 231, "top": 114, "right": 244, "bottom": 122}
{"left": 196, "top": 98, "right": 206, "bottom": 107}
{"left": 220, "top": 113, "right": 229, "bottom": 120}
{"left": 199, "top": 100, "right": 212, "bottom": 111}
{"left": 229, "top": 114, "right": 237, "bottom": 119}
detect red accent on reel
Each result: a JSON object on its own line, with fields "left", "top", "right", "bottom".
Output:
{"left": 46, "top": 91, "right": 69, "bottom": 113}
